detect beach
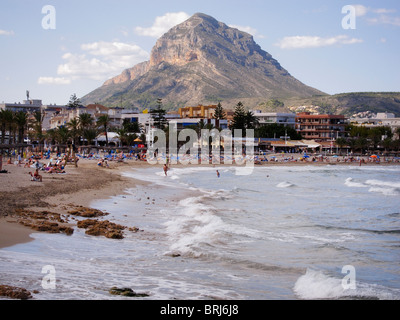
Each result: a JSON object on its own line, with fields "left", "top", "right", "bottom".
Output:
{"left": 0, "top": 154, "right": 397, "bottom": 249}
{"left": 1, "top": 154, "right": 399, "bottom": 300}
{"left": 0, "top": 158, "right": 148, "bottom": 249}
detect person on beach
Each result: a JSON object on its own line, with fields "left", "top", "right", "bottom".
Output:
{"left": 216, "top": 170, "right": 220, "bottom": 178}
{"left": 163, "top": 164, "right": 169, "bottom": 176}
{"left": 29, "top": 169, "right": 42, "bottom": 182}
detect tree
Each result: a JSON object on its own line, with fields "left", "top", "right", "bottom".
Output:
{"left": 214, "top": 102, "right": 226, "bottom": 121}
{"left": 82, "top": 128, "right": 99, "bottom": 146}
{"left": 335, "top": 137, "right": 348, "bottom": 155}
{"left": 0, "top": 110, "right": 14, "bottom": 144}
{"left": 122, "top": 118, "right": 142, "bottom": 133}
{"left": 255, "top": 123, "right": 302, "bottom": 140}
{"left": 245, "top": 110, "right": 259, "bottom": 130}
{"left": 31, "top": 110, "right": 45, "bottom": 152}
{"left": 14, "top": 111, "right": 28, "bottom": 144}
{"left": 150, "top": 98, "right": 167, "bottom": 129}
{"left": 67, "top": 94, "right": 82, "bottom": 110}
{"left": 79, "top": 113, "right": 93, "bottom": 131}
{"left": 0, "top": 110, "right": 6, "bottom": 144}
{"left": 55, "top": 126, "right": 70, "bottom": 146}
{"left": 266, "top": 99, "right": 284, "bottom": 111}
{"left": 230, "top": 102, "right": 246, "bottom": 131}
{"left": 67, "top": 118, "right": 80, "bottom": 146}
{"left": 97, "top": 114, "right": 111, "bottom": 147}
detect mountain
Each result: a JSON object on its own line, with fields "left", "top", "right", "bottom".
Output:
{"left": 81, "top": 13, "right": 324, "bottom": 110}
{"left": 281, "top": 92, "right": 400, "bottom": 117}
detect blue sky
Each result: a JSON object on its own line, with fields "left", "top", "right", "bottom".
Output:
{"left": 1, "top": 0, "right": 399, "bottom": 105}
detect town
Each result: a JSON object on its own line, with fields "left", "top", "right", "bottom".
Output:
{"left": 1, "top": 93, "right": 400, "bottom": 162}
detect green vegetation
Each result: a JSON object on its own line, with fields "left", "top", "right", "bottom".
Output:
{"left": 337, "top": 124, "right": 400, "bottom": 154}
{"left": 255, "top": 123, "right": 302, "bottom": 140}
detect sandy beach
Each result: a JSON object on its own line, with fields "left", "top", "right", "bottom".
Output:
{"left": 0, "top": 158, "right": 151, "bottom": 249}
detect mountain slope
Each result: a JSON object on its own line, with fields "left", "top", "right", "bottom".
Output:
{"left": 81, "top": 13, "right": 324, "bottom": 110}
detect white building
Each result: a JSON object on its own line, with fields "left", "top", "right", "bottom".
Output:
{"left": 253, "top": 111, "right": 296, "bottom": 128}
{"left": 0, "top": 99, "right": 42, "bottom": 113}
{"left": 350, "top": 112, "right": 400, "bottom": 137}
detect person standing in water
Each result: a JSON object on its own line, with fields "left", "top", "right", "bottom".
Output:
{"left": 163, "top": 164, "right": 168, "bottom": 176}
{"left": 216, "top": 170, "right": 220, "bottom": 178}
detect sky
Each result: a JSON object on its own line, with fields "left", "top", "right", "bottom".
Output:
{"left": 1, "top": 0, "right": 399, "bottom": 105}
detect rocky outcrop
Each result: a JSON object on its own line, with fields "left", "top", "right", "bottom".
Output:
{"left": 13, "top": 206, "right": 140, "bottom": 240}
{"left": 109, "top": 287, "right": 150, "bottom": 297}
{"left": 103, "top": 61, "right": 150, "bottom": 86}
{"left": 0, "top": 285, "right": 33, "bottom": 300}
{"left": 81, "top": 13, "right": 323, "bottom": 109}
{"left": 68, "top": 206, "right": 109, "bottom": 218}
{"left": 14, "top": 209, "right": 74, "bottom": 235}
{"left": 77, "top": 219, "right": 125, "bottom": 239}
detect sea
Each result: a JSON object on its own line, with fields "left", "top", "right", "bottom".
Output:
{"left": 0, "top": 164, "right": 399, "bottom": 300}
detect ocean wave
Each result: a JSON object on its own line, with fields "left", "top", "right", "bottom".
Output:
{"left": 294, "top": 269, "right": 400, "bottom": 300}
{"left": 345, "top": 177, "right": 400, "bottom": 196}
{"left": 344, "top": 177, "right": 366, "bottom": 188}
{"left": 276, "top": 181, "right": 295, "bottom": 188}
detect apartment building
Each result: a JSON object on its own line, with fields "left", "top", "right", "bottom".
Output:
{"left": 295, "top": 112, "right": 347, "bottom": 141}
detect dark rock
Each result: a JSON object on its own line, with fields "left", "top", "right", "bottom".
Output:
{"left": 0, "top": 285, "right": 32, "bottom": 300}
{"left": 109, "top": 287, "right": 149, "bottom": 297}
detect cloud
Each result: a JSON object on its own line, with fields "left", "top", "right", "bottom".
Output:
{"left": 275, "top": 35, "right": 363, "bottom": 49}
{"left": 135, "top": 12, "right": 190, "bottom": 38}
{"left": 56, "top": 41, "right": 149, "bottom": 81}
{"left": 0, "top": 29, "right": 14, "bottom": 36}
{"left": 352, "top": 4, "right": 400, "bottom": 26}
{"left": 39, "top": 41, "right": 149, "bottom": 84}
{"left": 38, "top": 77, "right": 71, "bottom": 85}
{"left": 229, "top": 24, "right": 265, "bottom": 39}
{"left": 367, "top": 14, "right": 400, "bottom": 26}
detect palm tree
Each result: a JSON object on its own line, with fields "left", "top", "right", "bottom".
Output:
{"left": 55, "top": 126, "right": 70, "bottom": 148}
{"left": 2, "top": 110, "right": 14, "bottom": 145}
{"left": 82, "top": 128, "right": 99, "bottom": 146}
{"left": 67, "top": 118, "right": 80, "bottom": 146}
{"left": 115, "top": 127, "right": 130, "bottom": 146}
{"left": 14, "top": 111, "right": 28, "bottom": 144}
{"left": 335, "top": 137, "right": 348, "bottom": 155}
{"left": 0, "top": 110, "right": 7, "bottom": 144}
{"left": 97, "top": 114, "right": 110, "bottom": 147}
{"left": 245, "top": 110, "right": 259, "bottom": 130}
{"left": 79, "top": 113, "right": 93, "bottom": 131}
{"left": 31, "top": 110, "right": 45, "bottom": 152}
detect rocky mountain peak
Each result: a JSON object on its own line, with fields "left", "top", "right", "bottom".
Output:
{"left": 82, "top": 13, "right": 323, "bottom": 109}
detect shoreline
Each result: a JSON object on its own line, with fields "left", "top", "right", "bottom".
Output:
{"left": 0, "top": 159, "right": 148, "bottom": 249}
{"left": 0, "top": 155, "right": 399, "bottom": 249}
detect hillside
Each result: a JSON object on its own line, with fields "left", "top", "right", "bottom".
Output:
{"left": 280, "top": 92, "right": 400, "bottom": 117}
{"left": 81, "top": 13, "right": 324, "bottom": 110}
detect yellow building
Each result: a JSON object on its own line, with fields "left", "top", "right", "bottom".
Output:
{"left": 179, "top": 105, "right": 217, "bottom": 119}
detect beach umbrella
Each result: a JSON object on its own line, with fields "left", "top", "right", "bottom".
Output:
{"left": 303, "top": 155, "right": 310, "bottom": 158}
{"left": 370, "top": 155, "right": 378, "bottom": 158}
{"left": 332, "top": 155, "right": 338, "bottom": 158}
{"left": 134, "top": 138, "right": 142, "bottom": 142}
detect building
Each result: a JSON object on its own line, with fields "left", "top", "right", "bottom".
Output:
{"left": 254, "top": 111, "right": 296, "bottom": 129}
{"left": 179, "top": 105, "right": 217, "bottom": 119}
{"left": 295, "top": 112, "right": 347, "bottom": 141}
{"left": 350, "top": 112, "right": 400, "bottom": 138}
{"left": 0, "top": 99, "right": 42, "bottom": 113}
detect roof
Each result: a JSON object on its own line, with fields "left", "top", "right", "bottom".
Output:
{"left": 86, "top": 104, "right": 109, "bottom": 112}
